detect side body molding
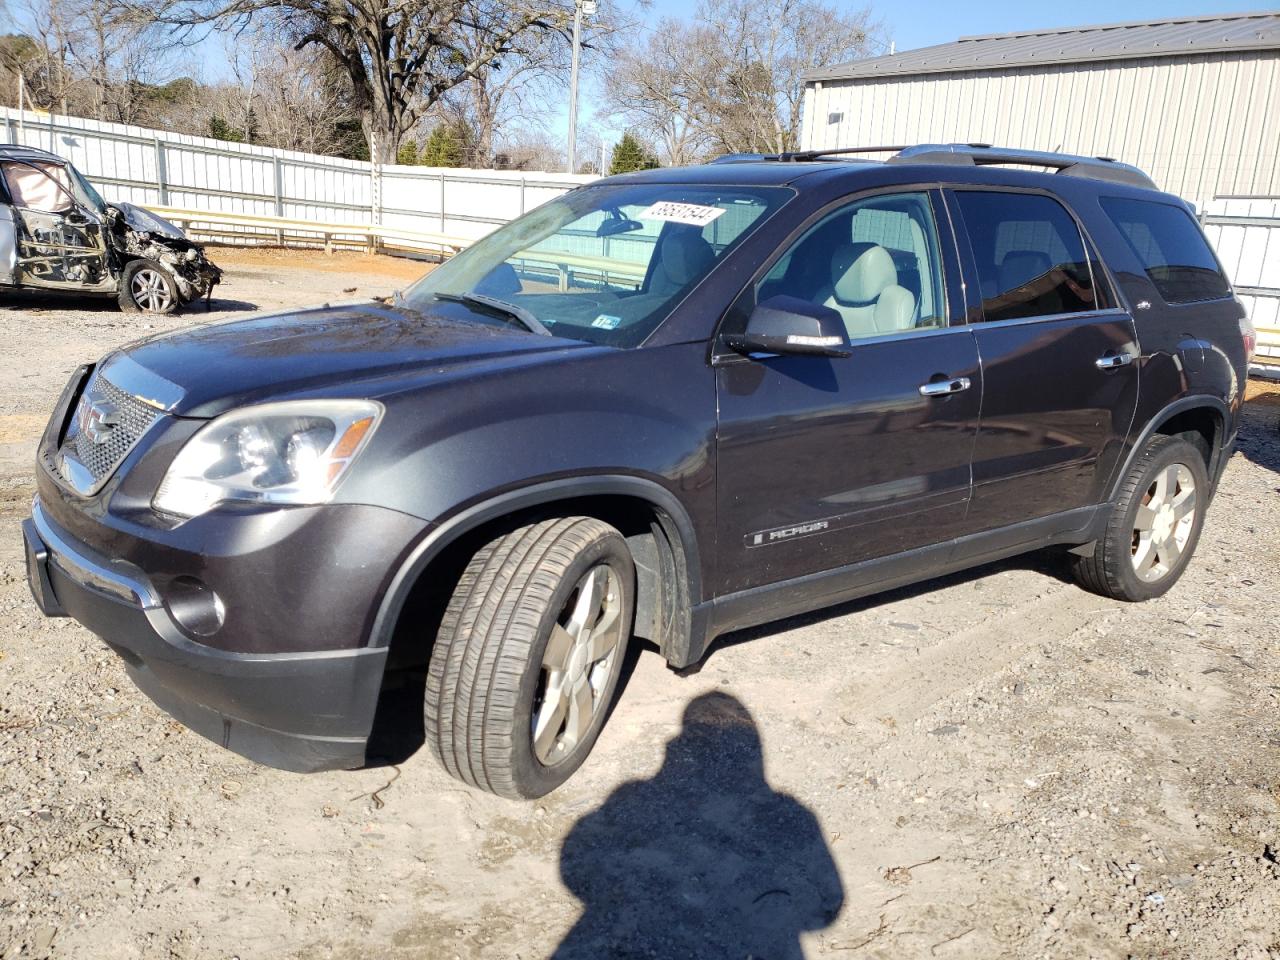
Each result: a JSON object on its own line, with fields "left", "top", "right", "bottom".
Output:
{"left": 367, "top": 475, "right": 706, "bottom": 667}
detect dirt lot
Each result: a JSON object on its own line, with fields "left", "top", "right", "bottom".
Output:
{"left": 1, "top": 249, "right": 1279, "bottom": 960}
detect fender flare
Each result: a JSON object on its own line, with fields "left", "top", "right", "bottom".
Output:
{"left": 1105, "top": 394, "right": 1232, "bottom": 503}
{"left": 367, "top": 475, "right": 704, "bottom": 655}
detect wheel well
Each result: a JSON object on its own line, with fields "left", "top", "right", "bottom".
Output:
{"left": 384, "top": 494, "right": 693, "bottom": 674}
{"left": 1153, "top": 407, "right": 1219, "bottom": 467}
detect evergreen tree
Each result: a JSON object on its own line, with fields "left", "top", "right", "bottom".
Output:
{"left": 421, "top": 123, "right": 471, "bottom": 167}
{"left": 208, "top": 116, "right": 247, "bottom": 143}
{"left": 609, "top": 132, "right": 659, "bottom": 175}
{"left": 396, "top": 140, "right": 420, "bottom": 165}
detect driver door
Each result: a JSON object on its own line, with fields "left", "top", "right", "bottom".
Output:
{"left": 713, "top": 189, "right": 981, "bottom": 597}
{"left": 0, "top": 159, "right": 110, "bottom": 291}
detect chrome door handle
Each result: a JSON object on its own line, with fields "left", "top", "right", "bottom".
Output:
{"left": 918, "top": 376, "right": 971, "bottom": 397}
{"left": 1095, "top": 352, "right": 1134, "bottom": 370}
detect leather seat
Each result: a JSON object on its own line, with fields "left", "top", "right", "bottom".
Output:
{"left": 998, "top": 249, "right": 1053, "bottom": 293}
{"left": 995, "top": 249, "right": 1062, "bottom": 314}
{"left": 648, "top": 229, "right": 716, "bottom": 297}
{"left": 818, "top": 242, "right": 916, "bottom": 338}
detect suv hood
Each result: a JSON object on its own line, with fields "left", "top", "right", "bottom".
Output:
{"left": 104, "top": 302, "right": 593, "bottom": 417}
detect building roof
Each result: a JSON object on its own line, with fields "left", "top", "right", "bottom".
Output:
{"left": 806, "top": 10, "right": 1280, "bottom": 83}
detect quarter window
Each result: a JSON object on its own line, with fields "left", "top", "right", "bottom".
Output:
{"left": 954, "top": 191, "right": 1102, "bottom": 322}
{"left": 1099, "top": 197, "right": 1232, "bottom": 304}
{"left": 756, "top": 191, "right": 946, "bottom": 341}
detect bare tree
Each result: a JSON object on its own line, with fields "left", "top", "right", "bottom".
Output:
{"left": 140, "top": 0, "right": 579, "bottom": 164}
{"left": 602, "top": 0, "right": 877, "bottom": 161}
{"left": 219, "top": 30, "right": 361, "bottom": 155}
{"left": 5, "top": 0, "right": 180, "bottom": 122}
{"left": 439, "top": 24, "right": 567, "bottom": 166}
{"left": 599, "top": 24, "right": 712, "bottom": 167}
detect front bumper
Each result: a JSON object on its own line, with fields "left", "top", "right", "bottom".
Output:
{"left": 23, "top": 499, "right": 388, "bottom": 772}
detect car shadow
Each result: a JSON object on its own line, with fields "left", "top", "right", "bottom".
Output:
{"left": 551, "top": 691, "right": 843, "bottom": 959}
{"left": 0, "top": 290, "right": 260, "bottom": 314}
{"left": 696, "top": 548, "right": 1074, "bottom": 665}
{"left": 1238, "top": 389, "right": 1280, "bottom": 474}
{"left": 197, "top": 296, "right": 260, "bottom": 313}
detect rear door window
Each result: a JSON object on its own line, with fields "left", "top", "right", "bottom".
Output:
{"left": 953, "top": 191, "right": 1104, "bottom": 322}
{"left": 1099, "top": 197, "right": 1232, "bottom": 304}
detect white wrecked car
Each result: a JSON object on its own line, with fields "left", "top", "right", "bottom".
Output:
{"left": 0, "top": 145, "right": 221, "bottom": 314}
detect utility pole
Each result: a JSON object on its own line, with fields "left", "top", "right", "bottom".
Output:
{"left": 567, "top": 0, "right": 596, "bottom": 174}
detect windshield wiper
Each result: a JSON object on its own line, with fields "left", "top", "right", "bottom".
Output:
{"left": 434, "top": 292, "right": 553, "bottom": 337}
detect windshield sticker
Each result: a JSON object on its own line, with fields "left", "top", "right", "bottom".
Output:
{"left": 592, "top": 314, "right": 622, "bottom": 330}
{"left": 638, "top": 202, "right": 726, "bottom": 227}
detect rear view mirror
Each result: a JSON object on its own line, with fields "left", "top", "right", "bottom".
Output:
{"left": 725, "top": 295, "right": 852, "bottom": 358}
{"left": 596, "top": 217, "right": 644, "bottom": 238}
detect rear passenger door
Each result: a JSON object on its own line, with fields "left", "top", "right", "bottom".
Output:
{"left": 946, "top": 189, "right": 1139, "bottom": 532}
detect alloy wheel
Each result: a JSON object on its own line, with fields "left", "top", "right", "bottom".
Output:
{"left": 531, "top": 564, "right": 624, "bottom": 766}
{"left": 1131, "top": 463, "right": 1197, "bottom": 582}
{"left": 130, "top": 267, "right": 173, "bottom": 313}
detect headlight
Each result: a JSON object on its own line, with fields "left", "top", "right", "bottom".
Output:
{"left": 153, "top": 400, "right": 381, "bottom": 518}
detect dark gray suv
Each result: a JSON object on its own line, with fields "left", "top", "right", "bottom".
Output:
{"left": 23, "top": 144, "right": 1253, "bottom": 797}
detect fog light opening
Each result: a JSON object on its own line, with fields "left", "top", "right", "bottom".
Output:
{"left": 164, "top": 576, "right": 225, "bottom": 638}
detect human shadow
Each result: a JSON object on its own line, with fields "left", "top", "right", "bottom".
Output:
{"left": 552, "top": 692, "right": 843, "bottom": 959}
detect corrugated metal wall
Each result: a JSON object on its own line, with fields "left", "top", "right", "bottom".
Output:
{"left": 802, "top": 52, "right": 1280, "bottom": 207}
{"left": 0, "top": 108, "right": 594, "bottom": 242}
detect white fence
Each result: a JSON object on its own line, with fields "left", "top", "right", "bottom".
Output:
{"left": 0, "top": 107, "right": 594, "bottom": 243}
{"left": 1203, "top": 198, "right": 1280, "bottom": 332}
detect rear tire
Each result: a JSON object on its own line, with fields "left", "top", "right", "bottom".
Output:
{"left": 424, "top": 517, "right": 635, "bottom": 799}
{"left": 1072, "top": 435, "right": 1209, "bottom": 601}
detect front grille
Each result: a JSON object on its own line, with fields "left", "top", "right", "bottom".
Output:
{"left": 54, "top": 372, "right": 164, "bottom": 494}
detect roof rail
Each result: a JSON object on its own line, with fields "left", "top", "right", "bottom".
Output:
{"left": 889, "top": 143, "right": 1157, "bottom": 189}
{"left": 773, "top": 145, "right": 908, "bottom": 162}
{"left": 708, "top": 153, "right": 772, "bottom": 164}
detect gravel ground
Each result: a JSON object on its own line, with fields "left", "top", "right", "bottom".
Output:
{"left": 1, "top": 251, "right": 1278, "bottom": 960}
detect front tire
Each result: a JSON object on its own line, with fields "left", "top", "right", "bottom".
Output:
{"left": 1072, "top": 435, "right": 1209, "bottom": 601}
{"left": 425, "top": 517, "right": 635, "bottom": 799}
{"left": 119, "top": 260, "right": 178, "bottom": 314}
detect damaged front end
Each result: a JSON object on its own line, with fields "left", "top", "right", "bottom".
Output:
{"left": 108, "top": 203, "right": 222, "bottom": 304}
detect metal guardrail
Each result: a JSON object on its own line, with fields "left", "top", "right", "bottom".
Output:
{"left": 151, "top": 205, "right": 472, "bottom": 255}
{"left": 154, "top": 205, "right": 649, "bottom": 291}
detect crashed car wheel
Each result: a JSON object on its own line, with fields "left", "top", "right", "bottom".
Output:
{"left": 424, "top": 517, "right": 635, "bottom": 799}
{"left": 119, "top": 260, "right": 178, "bottom": 315}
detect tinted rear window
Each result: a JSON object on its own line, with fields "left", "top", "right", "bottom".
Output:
{"left": 953, "top": 191, "right": 1102, "bottom": 322}
{"left": 1099, "top": 197, "right": 1231, "bottom": 304}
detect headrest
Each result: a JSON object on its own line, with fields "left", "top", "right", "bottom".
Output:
{"left": 660, "top": 230, "right": 716, "bottom": 287}
{"left": 998, "top": 250, "right": 1053, "bottom": 291}
{"left": 831, "top": 242, "right": 898, "bottom": 304}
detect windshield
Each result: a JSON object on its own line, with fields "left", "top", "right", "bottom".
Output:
{"left": 404, "top": 183, "right": 790, "bottom": 347}
{"left": 69, "top": 164, "right": 107, "bottom": 215}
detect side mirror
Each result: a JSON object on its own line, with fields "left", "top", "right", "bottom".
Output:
{"left": 64, "top": 209, "right": 92, "bottom": 226}
{"left": 724, "top": 295, "right": 852, "bottom": 358}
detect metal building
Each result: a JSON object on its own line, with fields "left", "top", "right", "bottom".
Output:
{"left": 801, "top": 11, "right": 1280, "bottom": 209}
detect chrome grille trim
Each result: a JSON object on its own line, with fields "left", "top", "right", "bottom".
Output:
{"left": 53, "top": 370, "right": 167, "bottom": 496}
